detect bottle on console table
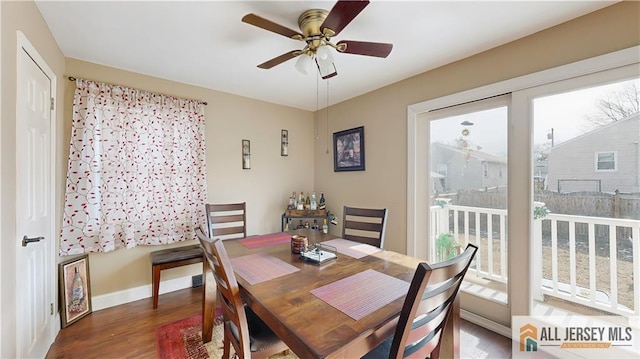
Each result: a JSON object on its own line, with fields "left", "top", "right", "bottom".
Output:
{"left": 310, "top": 192, "right": 317, "bottom": 210}
{"left": 322, "top": 218, "right": 329, "bottom": 234}
{"left": 319, "top": 193, "right": 326, "bottom": 210}
{"left": 288, "top": 193, "right": 295, "bottom": 210}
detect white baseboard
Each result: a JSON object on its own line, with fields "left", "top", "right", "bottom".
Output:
{"left": 461, "top": 309, "right": 512, "bottom": 338}
{"left": 91, "top": 275, "right": 194, "bottom": 311}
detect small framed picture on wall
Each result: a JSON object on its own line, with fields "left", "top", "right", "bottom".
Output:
{"left": 242, "top": 139, "right": 251, "bottom": 169}
{"left": 281, "top": 129, "right": 288, "bottom": 156}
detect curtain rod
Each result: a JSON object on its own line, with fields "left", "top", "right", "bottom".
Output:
{"left": 67, "top": 76, "right": 208, "bottom": 106}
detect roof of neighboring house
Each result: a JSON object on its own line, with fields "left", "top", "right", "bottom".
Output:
{"left": 549, "top": 112, "right": 639, "bottom": 151}
{"left": 432, "top": 142, "right": 507, "bottom": 164}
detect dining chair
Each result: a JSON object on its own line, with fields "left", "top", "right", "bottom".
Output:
{"left": 206, "top": 202, "right": 247, "bottom": 240}
{"left": 342, "top": 206, "right": 388, "bottom": 248}
{"left": 362, "top": 244, "right": 478, "bottom": 359}
{"left": 195, "top": 226, "right": 289, "bottom": 359}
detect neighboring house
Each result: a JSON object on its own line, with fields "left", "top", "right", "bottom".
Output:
{"left": 431, "top": 143, "right": 507, "bottom": 192}
{"left": 547, "top": 112, "right": 640, "bottom": 193}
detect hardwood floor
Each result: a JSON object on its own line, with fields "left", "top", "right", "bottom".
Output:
{"left": 46, "top": 287, "right": 512, "bottom": 358}
{"left": 46, "top": 287, "right": 202, "bottom": 359}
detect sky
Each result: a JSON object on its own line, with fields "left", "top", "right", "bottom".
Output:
{"left": 533, "top": 78, "right": 638, "bottom": 147}
{"left": 430, "top": 78, "right": 639, "bottom": 157}
{"left": 430, "top": 107, "right": 508, "bottom": 156}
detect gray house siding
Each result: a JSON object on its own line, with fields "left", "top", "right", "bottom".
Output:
{"left": 431, "top": 143, "right": 507, "bottom": 192}
{"left": 547, "top": 114, "right": 639, "bottom": 193}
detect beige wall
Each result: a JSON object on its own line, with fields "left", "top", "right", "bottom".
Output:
{"left": 1, "top": 1, "right": 65, "bottom": 357}
{"left": 1, "top": 1, "right": 638, "bottom": 355}
{"left": 64, "top": 59, "right": 315, "bottom": 296}
{"left": 314, "top": 1, "right": 640, "bottom": 254}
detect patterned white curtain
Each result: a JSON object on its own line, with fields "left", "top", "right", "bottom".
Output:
{"left": 60, "top": 79, "right": 208, "bottom": 255}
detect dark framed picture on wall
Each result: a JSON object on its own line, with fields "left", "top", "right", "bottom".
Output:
{"left": 333, "top": 126, "right": 365, "bottom": 172}
{"left": 59, "top": 254, "right": 92, "bottom": 328}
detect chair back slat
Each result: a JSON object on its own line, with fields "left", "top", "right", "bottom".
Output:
{"left": 196, "top": 226, "right": 252, "bottom": 357}
{"left": 404, "top": 332, "right": 441, "bottom": 359}
{"left": 416, "top": 285, "right": 458, "bottom": 316}
{"left": 344, "top": 220, "right": 384, "bottom": 232}
{"left": 209, "top": 203, "right": 246, "bottom": 212}
{"left": 342, "top": 206, "right": 388, "bottom": 248}
{"left": 212, "top": 214, "right": 246, "bottom": 224}
{"left": 345, "top": 207, "right": 387, "bottom": 218}
{"left": 342, "top": 234, "right": 382, "bottom": 247}
{"left": 206, "top": 202, "right": 247, "bottom": 240}
{"left": 389, "top": 244, "right": 478, "bottom": 359}
{"left": 424, "top": 253, "right": 474, "bottom": 284}
{"left": 214, "top": 226, "right": 247, "bottom": 237}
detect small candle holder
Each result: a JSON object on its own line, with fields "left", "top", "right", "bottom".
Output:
{"left": 291, "top": 235, "right": 308, "bottom": 254}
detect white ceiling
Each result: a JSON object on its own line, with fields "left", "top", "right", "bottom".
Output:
{"left": 35, "top": 1, "right": 616, "bottom": 111}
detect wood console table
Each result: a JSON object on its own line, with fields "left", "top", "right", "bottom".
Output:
{"left": 281, "top": 209, "right": 330, "bottom": 231}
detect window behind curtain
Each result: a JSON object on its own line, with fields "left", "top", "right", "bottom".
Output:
{"left": 60, "top": 79, "right": 208, "bottom": 255}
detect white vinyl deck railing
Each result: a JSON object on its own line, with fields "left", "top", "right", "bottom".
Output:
{"left": 430, "top": 204, "right": 640, "bottom": 317}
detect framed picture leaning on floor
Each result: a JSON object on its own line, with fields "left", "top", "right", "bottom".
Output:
{"left": 59, "top": 254, "right": 92, "bottom": 327}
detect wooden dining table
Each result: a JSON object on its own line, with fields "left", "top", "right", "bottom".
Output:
{"left": 201, "top": 229, "right": 461, "bottom": 359}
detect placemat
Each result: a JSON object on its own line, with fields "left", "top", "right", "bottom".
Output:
{"left": 230, "top": 253, "right": 299, "bottom": 285}
{"left": 310, "top": 269, "right": 410, "bottom": 320}
{"left": 238, "top": 232, "right": 291, "bottom": 249}
{"left": 321, "top": 238, "right": 382, "bottom": 259}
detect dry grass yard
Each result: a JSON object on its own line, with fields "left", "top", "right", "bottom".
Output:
{"left": 542, "top": 245, "right": 635, "bottom": 310}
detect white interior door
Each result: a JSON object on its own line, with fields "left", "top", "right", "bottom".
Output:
{"left": 16, "top": 40, "right": 55, "bottom": 358}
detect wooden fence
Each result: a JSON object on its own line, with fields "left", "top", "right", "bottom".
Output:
{"left": 440, "top": 189, "right": 640, "bottom": 220}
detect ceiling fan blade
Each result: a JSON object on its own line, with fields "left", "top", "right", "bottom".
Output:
{"left": 336, "top": 40, "right": 393, "bottom": 58}
{"left": 321, "top": 0, "right": 370, "bottom": 37}
{"left": 242, "top": 14, "right": 303, "bottom": 39}
{"left": 257, "top": 51, "right": 299, "bottom": 69}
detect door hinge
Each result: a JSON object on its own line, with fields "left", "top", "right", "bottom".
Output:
{"left": 50, "top": 303, "right": 54, "bottom": 315}
{"left": 50, "top": 97, "right": 54, "bottom": 111}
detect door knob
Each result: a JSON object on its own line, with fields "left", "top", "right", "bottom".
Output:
{"left": 22, "top": 235, "right": 44, "bottom": 247}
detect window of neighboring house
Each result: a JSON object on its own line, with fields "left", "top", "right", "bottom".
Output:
{"left": 483, "top": 162, "right": 489, "bottom": 177}
{"left": 595, "top": 151, "right": 617, "bottom": 171}
{"left": 437, "top": 163, "right": 448, "bottom": 177}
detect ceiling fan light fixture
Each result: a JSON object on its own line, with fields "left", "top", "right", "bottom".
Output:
{"left": 295, "top": 53, "right": 313, "bottom": 74}
{"left": 316, "top": 58, "right": 337, "bottom": 79}
{"left": 315, "top": 44, "right": 332, "bottom": 60}
{"left": 243, "top": 1, "right": 392, "bottom": 76}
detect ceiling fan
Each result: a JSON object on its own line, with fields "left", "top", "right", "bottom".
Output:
{"left": 242, "top": 0, "right": 393, "bottom": 79}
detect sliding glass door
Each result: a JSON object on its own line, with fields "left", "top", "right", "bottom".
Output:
{"left": 408, "top": 48, "right": 638, "bottom": 333}
{"left": 427, "top": 95, "right": 511, "bottom": 326}
{"left": 522, "top": 69, "right": 640, "bottom": 319}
